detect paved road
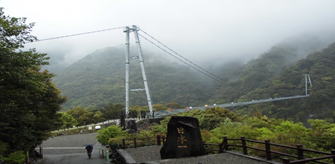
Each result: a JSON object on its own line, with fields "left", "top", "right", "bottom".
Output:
{"left": 38, "top": 133, "right": 106, "bottom": 164}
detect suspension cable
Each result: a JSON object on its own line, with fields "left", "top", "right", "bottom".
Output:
{"left": 28, "top": 26, "right": 126, "bottom": 43}
{"left": 139, "top": 29, "right": 224, "bottom": 82}
{"left": 139, "top": 33, "right": 223, "bottom": 83}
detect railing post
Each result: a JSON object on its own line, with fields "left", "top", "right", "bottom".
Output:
{"left": 133, "top": 138, "right": 137, "bottom": 148}
{"left": 25, "top": 151, "right": 29, "bottom": 164}
{"left": 39, "top": 145, "right": 43, "bottom": 158}
{"left": 331, "top": 150, "right": 335, "bottom": 164}
{"left": 101, "top": 149, "right": 104, "bottom": 158}
{"left": 219, "top": 138, "right": 223, "bottom": 153}
{"left": 282, "top": 158, "right": 290, "bottom": 164}
{"left": 296, "top": 144, "right": 304, "bottom": 160}
{"left": 162, "top": 136, "right": 166, "bottom": 144}
{"left": 265, "top": 140, "right": 272, "bottom": 160}
{"left": 106, "top": 149, "right": 110, "bottom": 162}
{"left": 220, "top": 136, "right": 228, "bottom": 152}
{"left": 157, "top": 135, "right": 161, "bottom": 145}
{"left": 241, "top": 137, "right": 248, "bottom": 155}
{"left": 122, "top": 139, "right": 126, "bottom": 149}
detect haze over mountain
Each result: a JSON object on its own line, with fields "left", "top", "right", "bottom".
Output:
{"left": 237, "top": 42, "right": 335, "bottom": 122}
{"left": 53, "top": 35, "right": 335, "bottom": 123}
{"left": 54, "top": 47, "right": 214, "bottom": 108}
{"left": 4, "top": 0, "right": 335, "bottom": 68}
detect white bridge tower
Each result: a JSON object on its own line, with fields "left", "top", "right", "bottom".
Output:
{"left": 124, "top": 25, "right": 154, "bottom": 118}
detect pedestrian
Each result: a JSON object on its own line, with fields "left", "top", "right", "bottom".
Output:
{"left": 85, "top": 144, "right": 93, "bottom": 159}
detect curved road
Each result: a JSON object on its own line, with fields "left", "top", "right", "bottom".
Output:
{"left": 38, "top": 133, "right": 106, "bottom": 164}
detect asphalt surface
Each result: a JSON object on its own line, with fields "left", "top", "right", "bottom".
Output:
{"left": 37, "top": 133, "right": 106, "bottom": 164}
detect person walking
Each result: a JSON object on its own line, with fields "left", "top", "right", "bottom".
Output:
{"left": 85, "top": 144, "right": 93, "bottom": 159}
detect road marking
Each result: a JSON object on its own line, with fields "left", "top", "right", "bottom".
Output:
{"left": 42, "top": 147, "right": 84, "bottom": 150}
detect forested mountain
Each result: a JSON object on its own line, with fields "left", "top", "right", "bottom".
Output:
{"left": 54, "top": 47, "right": 214, "bottom": 108}
{"left": 54, "top": 36, "right": 334, "bottom": 122}
{"left": 236, "top": 43, "right": 335, "bottom": 122}
{"left": 209, "top": 37, "right": 325, "bottom": 103}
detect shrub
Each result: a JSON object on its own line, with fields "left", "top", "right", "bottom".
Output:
{"left": 97, "top": 125, "right": 126, "bottom": 145}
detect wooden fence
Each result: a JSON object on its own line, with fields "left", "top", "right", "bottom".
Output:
{"left": 116, "top": 135, "right": 166, "bottom": 149}
{"left": 113, "top": 135, "right": 335, "bottom": 164}
{"left": 214, "top": 137, "right": 335, "bottom": 164}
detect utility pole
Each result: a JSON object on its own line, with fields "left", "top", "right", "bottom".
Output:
{"left": 123, "top": 25, "right": 154, "bottom": 118}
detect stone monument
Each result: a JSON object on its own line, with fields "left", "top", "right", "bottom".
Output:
{"left": 160, "top": 116, "right": 206, "bottom": 159}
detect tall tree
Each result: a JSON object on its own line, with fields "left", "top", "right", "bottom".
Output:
{"left": 0, "top": 8, "right": 65, "bottom": 157}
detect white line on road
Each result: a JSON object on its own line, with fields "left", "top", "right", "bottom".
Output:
{"left": 42, "top": 147, "right": 84, "bottom": 150}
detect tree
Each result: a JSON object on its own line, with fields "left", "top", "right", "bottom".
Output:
{"left": 59, "top": 112, "right": 78, "bottom": 129}
{"left": 100, "top": 103, "right": 123, "bottom": 120}
{"left": 153, "top": 104, "right": 168, "bottom": 111}
{"left": 67, "top": 107, "right": 93, "bottom": 125}
{"left": 93, "top": 111, "right": 104, "bottom": 123}
{"left": 0, "top": 8, "right": 65, "bottom": 159}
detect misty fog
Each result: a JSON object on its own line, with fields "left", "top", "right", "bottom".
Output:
{"left": 1, "top": 0, "right": 335, "bottom": 70}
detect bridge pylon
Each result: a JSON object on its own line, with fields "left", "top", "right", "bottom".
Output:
{"left": 123, "top": 25, "right": 154, "bottom": 119}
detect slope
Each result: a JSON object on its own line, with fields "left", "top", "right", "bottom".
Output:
{"left": 238, "top": 42, "right": 335, "bottom": 122}
{"left": 54, "top": 47, "right": 214, "bottom": 109}
{"left": 210, "top": 36, "right": 324, "bottom": 103}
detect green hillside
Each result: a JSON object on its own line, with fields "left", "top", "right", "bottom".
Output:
{"left": 54, "top": 47, "right": 214, "bottom": 108}
{"left": 53, "top": 37, "right": 333, "bottom": 123}
{"left": 210, "top": 38, "right": 323, "bottom": 103}
{"left": 236, "top": 43, "right": 335, "bottom": 122}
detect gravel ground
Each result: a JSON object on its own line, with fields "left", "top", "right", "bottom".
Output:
{"left": 125, "top": 145, "right": 271, "bottom": 164}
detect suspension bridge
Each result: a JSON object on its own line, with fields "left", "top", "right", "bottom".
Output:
{"left": 30, "top": 25, "right": 313, "bottom": 119}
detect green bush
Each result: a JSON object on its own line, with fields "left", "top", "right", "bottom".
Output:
{"left": 1, "top": 151, "right": 25, "bottom": 164}
{"left": 97, "top": 125, "right": 126, "bottom": 145}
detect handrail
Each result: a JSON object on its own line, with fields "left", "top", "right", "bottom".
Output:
{"left": 288, "top": 155, "right": 335, "bottom": 163}
{"left": 223, "top": 137, "right": 335, "bottom": 164}
{"left": 111, "top": 135, "right": 335, "bottom": 164}
{"left": 245, "top": 139, "right": 265, "bottom": 144}
{"left": 302, "top": 148, "right": 332, "bottom": 155}
{"left": 267, "top": 142, "right": 297, "bottom": 149}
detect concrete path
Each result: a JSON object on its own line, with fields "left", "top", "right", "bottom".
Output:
{"left": 38, "top": 133, "right": 106, "bottom": 164}
{"left": 125, "top": 145, "right": 272, "bottom": 164}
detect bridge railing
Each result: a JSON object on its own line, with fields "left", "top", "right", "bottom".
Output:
{"left": 211, "top": 137, "right": 335, "bottom": 164}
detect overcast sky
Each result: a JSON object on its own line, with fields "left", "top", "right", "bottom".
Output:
{"left": 1, "top": 0, "right": 335, "bottom": 65}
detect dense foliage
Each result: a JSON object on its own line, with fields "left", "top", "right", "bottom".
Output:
{"left": 0, "top": 9, "right": 65, "bottom": 163}
{"left": 96, "top": 125, "right": 126, "bottom": 145}
{"left": 58, "top": 103, "right": 178, "bottom": 128}
{"left": 134, "top": 108, "right": 335, "bottom": 152}
{"left": 58, "top": 104, "right": 123, "bottom": 127}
